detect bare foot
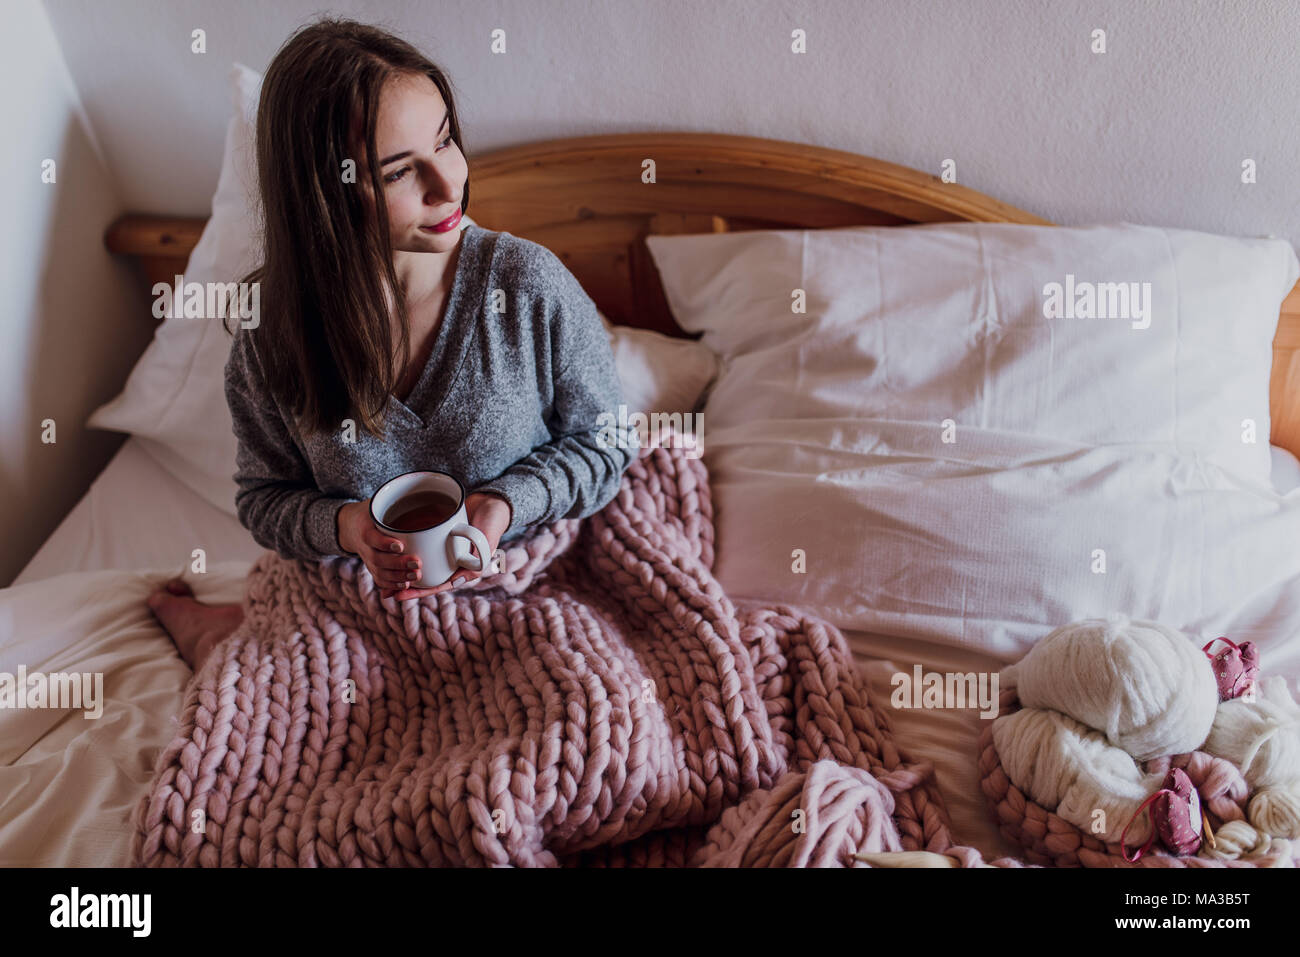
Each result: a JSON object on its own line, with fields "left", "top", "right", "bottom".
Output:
{"left": 147, "top": 578, "right": 244, "bottom": 671}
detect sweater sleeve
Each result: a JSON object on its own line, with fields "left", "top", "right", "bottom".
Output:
{"left": 224, "top": 329, "right": 357, "bottom": 560}
{"left": 473, "top": 269, "right": 638, "bottom": 540}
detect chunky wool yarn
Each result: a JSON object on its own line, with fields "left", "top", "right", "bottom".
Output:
{"left": 1203, "top": 675, "right": 1300, "bottom": 838}
{"left": 979, "top": 687, "right": 1296, "bottom": 868}
{"left": 1201, "top": 819, "right": 1294, "bottom": 864}
{"left": 1007, "top": 614, "right": 1219, "bottom": 761}
{"left": 991, "top": 706, "right": 1162, "bottom": 844}
{"left": 688, "top": 760, "right": 902, "bottom": 867}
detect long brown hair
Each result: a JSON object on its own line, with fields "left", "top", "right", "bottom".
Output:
{"left": 227, "top": 17, "right": 469, "bottom": 437}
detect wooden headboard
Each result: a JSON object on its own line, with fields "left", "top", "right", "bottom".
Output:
{"left": 105, "top": 132, "right": 1300, "bottom": 456}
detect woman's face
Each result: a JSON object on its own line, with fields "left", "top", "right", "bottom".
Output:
{"left": 366, "top": 72, "right": 468, "bottom": 255}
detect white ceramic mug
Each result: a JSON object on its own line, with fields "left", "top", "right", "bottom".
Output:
{"left": 368, "top": 470, "right": 491, "bottom": 588}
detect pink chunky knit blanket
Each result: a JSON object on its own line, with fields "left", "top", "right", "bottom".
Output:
{"left": 132, "top": 440, "right": 976, "bottom": 867}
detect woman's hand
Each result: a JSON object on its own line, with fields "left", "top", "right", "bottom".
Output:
{"left": 338, "top": 493, "right": 511, "bottom": 601}
{"left": 337, "top": 499, "right": 425, "bottom": 595}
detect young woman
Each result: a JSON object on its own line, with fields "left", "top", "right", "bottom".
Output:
{"left": 148, "top": 18, "right": 635, "bottom": 670}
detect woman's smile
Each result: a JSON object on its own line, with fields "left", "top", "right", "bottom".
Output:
{"left": 420, "top": 209, "right": 462, "bottom": 233}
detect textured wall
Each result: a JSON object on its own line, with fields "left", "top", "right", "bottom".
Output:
{"left": 41, "top": 0, "right": 1300, "bottom": 249}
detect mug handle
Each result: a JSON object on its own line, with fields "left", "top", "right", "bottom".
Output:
{"left": 446, "top": 523, "right": 491, "bottom": 573}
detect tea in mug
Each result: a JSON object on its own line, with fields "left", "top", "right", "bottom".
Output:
{"left": 382, "top": 489, "right": 459, "bottom": 531}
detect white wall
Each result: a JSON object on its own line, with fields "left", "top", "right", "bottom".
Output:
{"left": 40, "top": 0, "right": 1300, "bottom": 248}
{"left": 0, "top": 0, "right": 146, "bottom": 586}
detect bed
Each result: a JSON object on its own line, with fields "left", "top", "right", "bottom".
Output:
{"left": 5, "top": 127, "right": 1300, "bottom": 867}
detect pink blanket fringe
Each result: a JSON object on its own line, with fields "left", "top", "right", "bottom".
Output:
{"left": 132, "top": 440, "right": 997, "bottom": 867}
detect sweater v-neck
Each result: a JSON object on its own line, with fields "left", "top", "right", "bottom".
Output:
{"left": 387, "top": 223, "right": 486, "bottom": 431}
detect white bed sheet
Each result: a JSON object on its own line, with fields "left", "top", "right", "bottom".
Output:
{"left": 14, "top": 436, "right": 264, "bottom": 587}
{"left": 0, "top": 435, "right": 1015, "bottom": 864}
{"left": 0, "top": 559, "right": 252, "bottom": 866}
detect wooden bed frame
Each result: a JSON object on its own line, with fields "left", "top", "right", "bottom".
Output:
{"left": 104, "top": 132, "right": 1300, "bottom": 456}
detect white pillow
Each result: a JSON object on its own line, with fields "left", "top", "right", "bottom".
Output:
{"left": 1271, "top": 444, "right": 1300, "bottom": 494}
{"left": 599, "top": 313, "right": 719, "bottom": 414}
{"left": 645, "top": 222, "right": 1300, "bottom": 663}
{"left": 87, "top": 62, "right": 262, "bottom": 515}
{"left": 88, "top": 63, "right": 718, "bottom": 516}
{"left": 649, "top": 222, "right": 1297, "bottom": 485}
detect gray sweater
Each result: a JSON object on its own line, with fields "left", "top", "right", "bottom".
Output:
{"left": 223, "top": 222, "right": 637, "bottom": 561}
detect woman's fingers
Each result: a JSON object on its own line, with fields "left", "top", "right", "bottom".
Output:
{"left": 382, "top": 573, "right": 475, "bottom": 600}
{"left": 373, "top": 552, "right": 420, "bottom": 574}
{"left": 363, "top": 550, "right": 483, "bottom": 599}
{"left": 379, "top": 561, "right": 434, "bottom": 590}
{"left": 363, "top": 526, "right": 405, "bottom": 554}
{"left": 389, "top": 586, "right": 438, "bottom": 600}
{"left": 357, "top": 541, "right": 420, "bottom": 585}
{"left": 371, "top": 566, "right": 412, "bottom": 590}
{"left": 357, "top": 530, "right": 425, "bottom": 589}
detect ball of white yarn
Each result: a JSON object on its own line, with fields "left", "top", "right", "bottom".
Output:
{"left": 1201, "top": 819, "right": 1292, "bottom": 864}
{"left": 1249, "top": 788, "right": 1300, "bottom": 840}
{"left": 992, "top": 705, "right": 1163, "bottom": 844}
{"left": 1008, "top": 614, "right": 1219, "bottom": 761}
{"left": 1204, "top": 675, "right": 1300, "bottom": 838}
